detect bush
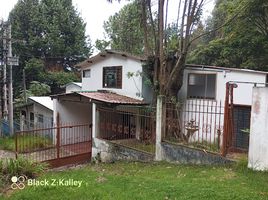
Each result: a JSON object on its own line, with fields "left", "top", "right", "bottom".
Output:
{"left": 0, "top": 157, "right": 48, "bottom": 190}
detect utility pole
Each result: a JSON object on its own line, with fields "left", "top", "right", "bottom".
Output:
{"left": 23, "top": 68, "right": 27, "bottom": 103}
{"left": 7, "top": 24, "right": 14, "bottom": 136}
{"left": 2, "top": 26, "right": 8, "bottom": 120}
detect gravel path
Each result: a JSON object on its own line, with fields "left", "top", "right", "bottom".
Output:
{"left": 0, "top": 150, "right": 16, "bottom": 159}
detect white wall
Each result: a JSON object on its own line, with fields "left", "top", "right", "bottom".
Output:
{"left": 19, "top": 103, "right": 53, "bottom": 129}
{"left": 177, "top": 68, "right": 267, "bottom": 145}
{"left": 248, "top": 87, "right": 268, "bottom": 171}
{"left": 179, "top": 68, "right": 267, "bottom": 105}
{"left": 82, "top": 55, "right": 143, "bottom": 99}
{"left": 53, "top": 96, "right": 92, "bottom": 145}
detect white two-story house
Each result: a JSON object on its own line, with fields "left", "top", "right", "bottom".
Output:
{"left": 51, "top": 50, "right": 268, "bottom": 152}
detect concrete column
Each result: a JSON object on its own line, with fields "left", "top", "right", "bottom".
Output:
{"left": 135, "top": 115, "right": 141, "bottom": 140}
{"left": 155, "top": 95, "right": 166, "bottom": 161}
{"left": 92, "top": 103, "right": 99, "bottom": 138}
{"left": 248, "top": 87, "right": 268, "bottom": 171}
{"left": 20, "top": 115, "right": 25, "bottom": 131}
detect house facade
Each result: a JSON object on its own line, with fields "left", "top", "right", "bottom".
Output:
{"left": 52, "top": 50, "right": 268, "bottom": 159}
{"left": 18, "top": 96, "right": 53, "bottom": 130}
{"left": 179, "top": 64, "right": 268, "bottom": 104}
{"left": 78, "top": 50, "right": 146, "bottom": 100}
{"left": 64, "top": 82, "right": 82, "bottom": 93}
{"left": 177, "top": 64, "right": 268, "bottom": 152}
{"left": 52, "top": 50, "right": 147, "bottom": 150}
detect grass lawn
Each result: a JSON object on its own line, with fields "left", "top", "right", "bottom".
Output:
{"left": 5, "top": 161, "right": 268, "bottom": 200}
{"left": 0, "top": 135, "right": 53, "bottom": 152}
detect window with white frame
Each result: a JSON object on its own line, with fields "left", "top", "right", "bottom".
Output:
{"left": 187, "top": 73, "right": 216, "bottom": 99}
{"left": 83, "top": 69, "right": 91, "bottom": 78}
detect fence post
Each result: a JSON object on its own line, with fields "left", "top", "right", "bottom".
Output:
{"left": 155, "top": 95, "right": 166, "bottom": 161}
{"left": 135, "top": 114, "right": 141, "bottom": 140}
{"left": 20, "top": 115, "right": 25, "bottom": 131}
{"left": 92, "top": 103, "right": 99, "bottom": 138}
{"left": 15, "top": 132, "right": 18, "bottom": 159}
{"left": 56, "top": 113, "right": 60, "bottom": 159}
{"left": 222, "top": 83, "right": 230, "bottom": 156}
{"left": 248, "top": 87, "right": 268, "bottom": 170}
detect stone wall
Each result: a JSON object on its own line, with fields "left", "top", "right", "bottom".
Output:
{"left": 92, "top": 138, "right": 154, "bottom": 162}
{"left": 160, "top": 141, "right": 232, "bottom": 165}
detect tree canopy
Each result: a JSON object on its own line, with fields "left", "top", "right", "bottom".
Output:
{"left": 98, "top": 0, "right": 155, "bottom": 56}
{"left": 188, "top": 0, "right": 268, "bottom": 71}
{"left": 10, "top": 0, "right": 92, "bottom": 60}
{"left": 8, "top": 0, "right": 91, "bottom": 98}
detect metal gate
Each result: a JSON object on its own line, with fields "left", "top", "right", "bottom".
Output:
{"left": 15, "top": 123, "right": 92, "bottom": 168}
{"left": 222, "top": 82, "right": 252, "bottom": 156}
{"left": 232, "top": 105, "right": 250, "bottom": 151}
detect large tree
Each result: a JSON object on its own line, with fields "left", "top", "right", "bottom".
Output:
{"left": 8, "top": 0, "right": 91, "bottom": 96}
{"left": 106, "top": 0, "right": 205, "bottom": 98}
{"left": 188, "top": 0, "right": 268, "bottom": 70}
{"left": 9, "top": 0, "right": 91, "bottom": 60}
{"left": 99, "top": 0, "right": 155, "bottom": 55}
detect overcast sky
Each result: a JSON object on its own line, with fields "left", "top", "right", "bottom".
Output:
{"left": 0, "top": 0, "right": 214, "bottom": 50}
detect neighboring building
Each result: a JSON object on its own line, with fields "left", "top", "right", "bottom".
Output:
{"left": 179, "top": 64, "right": 268, "bottom": 105}
{"left": 178, "top": 64, "right": 268, "bottom": 152}
{"left": 64, "top": 82, "right": 82, "bottom": 93}
{"left": 18, "top": 96, "right": 53, "bottom": 129}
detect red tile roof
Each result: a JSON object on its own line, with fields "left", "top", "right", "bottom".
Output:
{"left": 78, "top": 91, "right": 146, "bottom": 105}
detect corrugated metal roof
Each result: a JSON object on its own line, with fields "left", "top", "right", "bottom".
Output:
{"left": 64, "top": 82, "right": 82, "bottom": 87}
{"left": 29, "top": 96, "right": 54, "bottom": 111}
{"left": 78, "top": 91, "right": 146, "bottom": 105}
{"left": 186, "top": 64, "right": 268, "bottom": 74}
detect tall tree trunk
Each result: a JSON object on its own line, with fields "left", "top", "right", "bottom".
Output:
{"left": 140, "top": 0, "right": 150, "bottom": 56}
{"left": 158, "top": 0, "right": 165, "bottom": 95}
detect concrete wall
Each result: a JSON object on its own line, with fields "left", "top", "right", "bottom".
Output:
{"left": 160, "top": 141, "right": 232, "bottom": 165}
{"left": 53, "top": 96, "right": 92, "bottom": 145}
{"left": 82, "top": 55, "right": 143, "bottom": 99}
{"left": 92, "top": 138, "right": 154, "bottom": 162}
{"left": 248, "top": 87, "right": 268, "bottom": 171}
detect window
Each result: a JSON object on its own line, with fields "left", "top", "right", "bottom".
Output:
{"left": 103, "top": 66, "right": 122, "bottom": 88}
{"left": 83, "top": 69, "right": 91, "bottom": 78}
{"left": 187, "top": 73, "right": 216, "bottom": 99}
{"left": 30, "top": 112, "right": 34, "bottom": 122}
{"left": 30, "top": 112, "right": 34, "bottom": 127}
{"left": 38, "top": 114, "right": 44, "bottom": 123}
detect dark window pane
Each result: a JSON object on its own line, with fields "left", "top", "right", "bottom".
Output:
{"left": 103, "top": 66, "right": 122, "bottom": 88}
{"left": 187, "top": 73, "right": 216, "bottom": 99}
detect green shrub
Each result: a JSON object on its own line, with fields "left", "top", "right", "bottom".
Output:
{"left": 0, "top": 157, "right": 48, "bottom": 189}
{"left": 3, "top": 157, "right": 47, "bottom": 179}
